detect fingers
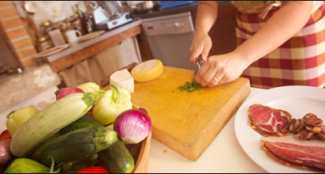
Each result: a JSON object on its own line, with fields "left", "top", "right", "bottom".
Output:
{"left": 189, "top": 45, "right": 203, "bottom": 64}
{"left": 189, "top": 36, "right": 212, "bottom": 63}
{"left": 207, "top": 75, "right": 224, "bottom": 88}
{"left": 201, "top": 41, "right": 212, "bottom": 61}
{"left": 195, "top": 58, "right": 226, "bottom": 88}
{"left": 195, "top": 61, "right": 218, "bottom": 87}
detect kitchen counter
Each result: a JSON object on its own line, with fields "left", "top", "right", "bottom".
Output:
{"left": 41, "top": 19, "right": 143, "bottom": 72}
{"left": 131, "top": 1, "right": 232, "bottom": 19}
{"left": 147, "top": 87, "right": 267, "bottom": 173}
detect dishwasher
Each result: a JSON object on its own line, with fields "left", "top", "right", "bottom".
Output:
{"left": 141, "top": 12, "right": 196, "bottom": 70}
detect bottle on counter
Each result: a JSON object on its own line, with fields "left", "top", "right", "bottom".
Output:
{"left": 84, "top": 13, "right": 94, "bottom": 33}
{"left": 75, "top": 4, "right": 88, "bottom": 35}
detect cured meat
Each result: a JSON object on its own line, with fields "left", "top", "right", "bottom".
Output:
{"left": 248, "top": 104, "right": 292, "bottom": 137}
{"left": 318, "top": 126, "right": 325, "bottom": 140}
{"left": 261, "top": 137, "right": 325, "bottom": 172}
{"left": 289, "top": 114, "right": 325, "bottom": 141}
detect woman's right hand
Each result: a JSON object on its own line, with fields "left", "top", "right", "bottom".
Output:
{"left": 189, "top": 30, "right": 212, "bottom": 63}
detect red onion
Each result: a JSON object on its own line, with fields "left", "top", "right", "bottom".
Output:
{"left": 55, "top": 87, "right": 84, "bottom": 100}
{"left": 114, "top": 108, "right": 152, "bottom": 144}
{"left": 0, "top": 139, "right": 12, "bottom": 168}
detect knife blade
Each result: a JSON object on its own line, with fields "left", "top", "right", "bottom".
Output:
{"left": 190, "top": 56, "right": 203, "bottom": 87}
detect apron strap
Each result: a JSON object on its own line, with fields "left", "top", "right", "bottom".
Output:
{"left": 259, "top": 1, "right": 282, "bottom": 19}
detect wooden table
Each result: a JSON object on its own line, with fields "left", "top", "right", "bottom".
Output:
{"left": 42, "top": 19, "right": 146, "bottom": 72}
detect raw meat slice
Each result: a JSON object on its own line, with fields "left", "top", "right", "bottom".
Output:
{"left": 248, "top": 104, "right": 292, "bottom": 137}
{"left": 261, "top": 137, "right": 325, "bottom": 172}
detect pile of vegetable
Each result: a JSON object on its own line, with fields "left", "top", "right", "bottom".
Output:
{"left": 0, "top": 82, "right": 152, "bottom": 173}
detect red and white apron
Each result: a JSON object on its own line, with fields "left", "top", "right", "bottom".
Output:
{"left": 231, "top": 1, "right": 325, "bottom": 89}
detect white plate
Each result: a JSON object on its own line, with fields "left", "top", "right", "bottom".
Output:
{"left": 234, "top": 85, "right": 325, "bottom": 173}
{"left": 78, "top": 30, "right": 105, "bottom": 42}
{"left": 36, "top": 44, "right": 70, "bottom": 57}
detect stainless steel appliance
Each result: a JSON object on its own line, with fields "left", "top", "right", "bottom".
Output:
{"left": 142, "top": 12, "right": 195, "bottom": 70}
{"left": 87, "top": 1, "right": 133, "bottom": 31}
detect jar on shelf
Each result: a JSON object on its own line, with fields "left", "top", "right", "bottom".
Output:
{"left": 36, "top": 37, "right": 54, "bottom": 52}
{"left": 40, "top": 21, "right": 52, "bottom": 36}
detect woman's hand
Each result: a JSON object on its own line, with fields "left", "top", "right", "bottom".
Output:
{"left": 189, "top": 1, "right": 218, "bottom": 63}
{"left": 189, "top": 31, "right": 212, "bottom": 63}
{"left": 195, "top": 51, "right": 251, "bottom": 87}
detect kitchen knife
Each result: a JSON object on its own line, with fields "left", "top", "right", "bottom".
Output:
{"left": 190, "top": 56, "right": 203, "bottom": 87}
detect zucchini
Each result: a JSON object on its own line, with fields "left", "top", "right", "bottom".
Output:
{"left": 31, "top": 127, "right": 118, "bottom": 171}
{"left": 61, "top": 115, "right": 135, "bottom": 173}
{"left": 10, "top": 92, "right": 97, "bottom": 157}
{"left": 99, "top": 139, "right": 135, "bottom": 173}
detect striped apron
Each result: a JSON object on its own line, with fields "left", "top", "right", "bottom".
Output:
{"left": 230, "top": 1, "right": 325, "bottom": 89}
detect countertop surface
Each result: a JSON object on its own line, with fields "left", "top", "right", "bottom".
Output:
{"left": 43, "top": 19, "right": 142, "bottom": 63}
{"left": 131, "top": 1, "right": 232, "bottom": 19}
{"left": 147, "top": 87, "right": 267, "bottom": 173}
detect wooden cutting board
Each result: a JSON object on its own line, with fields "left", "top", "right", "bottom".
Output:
{"left": 131, "top": 66, "right": 251, "bottom": 161}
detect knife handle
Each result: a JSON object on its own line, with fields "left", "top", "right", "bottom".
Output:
{"left": 196, "top": 56, "right": 203, "bottom": 68}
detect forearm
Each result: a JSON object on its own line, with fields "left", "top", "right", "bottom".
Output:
{"left": 234, "top": 1, "right": 314, "bottom": 64}
{"left": 195, "top": 1, "right": 219, "bottom": 34}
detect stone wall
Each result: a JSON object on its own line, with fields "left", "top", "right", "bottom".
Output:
{"left": 0, "top": 1, "right": 38, "bottom": 67}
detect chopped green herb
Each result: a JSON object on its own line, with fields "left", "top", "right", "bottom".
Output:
{"left": 177, "top": 81, "right": 202, "bottom": 93}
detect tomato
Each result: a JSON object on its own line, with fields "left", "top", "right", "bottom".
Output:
{"left": 0, "top": 129, "right": 12, "bottom": 140}
{"left": 76, "top": 167, "right": 109, "bottom": 173}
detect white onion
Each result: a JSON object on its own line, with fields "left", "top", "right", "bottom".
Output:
{"left": 114, "top": 108, "right": 152, "bottom": 144}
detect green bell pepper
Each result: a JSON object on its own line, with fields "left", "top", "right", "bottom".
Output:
{"left": 93, "top": 84, "right": 132, "bottom": 125}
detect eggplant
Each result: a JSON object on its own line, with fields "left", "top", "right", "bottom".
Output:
{"left": 0, "top": 139, "right": 12, "bottom": 168}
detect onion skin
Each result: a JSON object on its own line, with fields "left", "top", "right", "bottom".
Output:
{"left": 114, "top": 108, "right": 152, "bottom": 144}
{"left": 55, "top": 87, "right": 84, "bottom": 100}
{"left": 0, "top": 139, "right": 12, "bottom": 168}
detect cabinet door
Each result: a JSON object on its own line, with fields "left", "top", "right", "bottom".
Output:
{"left": 191, "top": 4, "right": 237, "bottom": 56}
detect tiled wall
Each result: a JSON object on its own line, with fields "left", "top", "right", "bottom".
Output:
{"left": 0, "top": 1, "right": 38, "bottom": 67}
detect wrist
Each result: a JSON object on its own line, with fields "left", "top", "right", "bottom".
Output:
{"left": 232, "top": 48, "right": 253, "bottom": 69}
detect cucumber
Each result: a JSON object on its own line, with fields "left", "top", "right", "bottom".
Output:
{"left": 4, "top": 158, "right": 49, "bottom": 173}
{"left": 10, "top": 92, "right": 97, "bottom": 157}
{"left": 99, "top": 139, "right": 135, "bottom": 173}
{"left": 31, "top": 127, "right": 118, "bottom": 168}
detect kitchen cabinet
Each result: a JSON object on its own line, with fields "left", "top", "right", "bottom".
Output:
{"left": 191, "top": 3, "right": 237, "bottom": 56}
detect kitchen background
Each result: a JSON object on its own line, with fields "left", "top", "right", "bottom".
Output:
{"left": 0, "top": 1, "right": 237, "bottom": 128}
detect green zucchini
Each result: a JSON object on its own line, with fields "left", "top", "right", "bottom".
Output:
{"left": 57, "top": 115, "right": 135, "bottom": 173}
{"left": 99, "top": 139, "right": 135, "bottom": 173}
{"left": 10, "top": 92, "right": 98, "bottom": 157}
{"left": 30, "top": 127, "right": 118, "bottom": 170}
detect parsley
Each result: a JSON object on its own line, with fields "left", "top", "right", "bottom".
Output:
{"left": 177, "top": 81, "right": 202, "bottom": 93}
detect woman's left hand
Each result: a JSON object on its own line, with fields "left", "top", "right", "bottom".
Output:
{"left": 195, "top": 51, "right": 251, "bottom": 87}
